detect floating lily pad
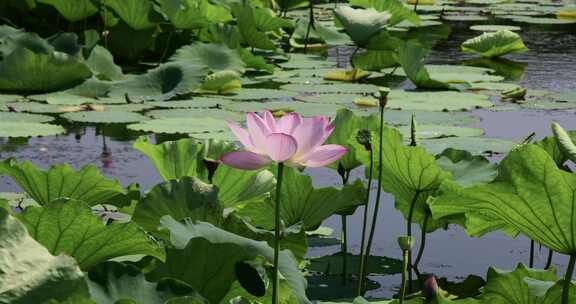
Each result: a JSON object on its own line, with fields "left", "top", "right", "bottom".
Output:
{"left": 296, "top": 94, "right": 365, "bottom": 105}
{"left": 0, "top": 94, "right": 24, "bottom": 103}
{"left": 222, "top": 88, "right": 299, "bottom": 100}
{"left": 421, "top": 136, "right": 515, "bottom": 155}
{"left": 469, "top": 25, "right": 521, "bottom": 32}
{"left": 278, "top": 54, "right": 336, "bottom": 69}
{"left": 98, "top": 104, "right": 156, "bottom": 112}
{"left": 0, "top": 112, "right": 54, "bottom": 123}
{"left": 387, "top": 91, "right": 494, "bottom": 111}
{"left": 384, "top": 64, "right": 503, "bottom": 83}
{"left": 45, "top": 94, "right": 96, "bottom": 105}
{"left": 146, "top": 109, "right": 244, "bottom": 121}
{"left": 307, "top": 276, "right": 379, "bottom": 301}
{"left": 146, "top": 97, "right": 231, "bottom": 109}
{"left": 308, "top": 252, "right": 402, "bottom": 276}
{"left": 462, "top": 30, "right": 528, "bottom": 58}
{"left": 60, "top": 111, "right": 149, "bottom": 124}
{"left": 281, "top": 83, "right": 380, "bottom": 94}
{"left": 442, "top": 14, "right": 490, "bottom": 22}
{"left": 3, "top": 102, "right": 81, "bottom": 114}
{"left": 127, "top": 117, "right": 228, "bottom": 135}
{"left": 398, "top": 124, "right": 484, "bottom": 139}
{"left": 224, "top": 101, "right": 342, "bottom": 117}
{"left": 0, "top": 122, "right": 65, "bottom": 138}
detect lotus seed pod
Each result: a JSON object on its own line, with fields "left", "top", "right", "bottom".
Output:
{"left": 397, "top": 235, "right": 415, "bottom": 251}
{"left": 551, "top": 122, "right": 576, "bottom": 164}
{"left": 378, "top": 87, "right": 391, "bottom": 107}
{"left": 356, "top": 129, "right": 372, "bottom": 151}
{"left": 422, "top": 275, "right": 439, "bottom": 300}
{"left": 410, "top": 113, "right": 418, "bottom": 147}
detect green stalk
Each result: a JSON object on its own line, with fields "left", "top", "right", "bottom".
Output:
{"left": 529, "top": 240, "right": 535, "bottom": 268}
{"left": 545, "top": 248, "right": 554, "bottom": 270}
{"left": 341, "top": 214, "right": 348, "bottom": 284}
{"left": 413, "top": 212, "right": 429, "bottom": 274}
{"left": 400, "top": 249, "right": 409, "bottom": 304}
{"left": 562, "top": 254, "right": 575, "bottom": 304}
{"left": 303, "top": 0, "right": 315, "bottom": 51}
{"left": 406, "top": 191, "right": 421, "bottom": 292}
{"left": 272, "top": 163, "right": 285, "bottom": 304}
{"left": 357, "top": 148, "right": 374, "bottom": 296}
{"left": 360, "top": 88, "right": 389, "bottom": 293}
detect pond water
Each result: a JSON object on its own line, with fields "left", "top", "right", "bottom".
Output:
{"left": 1, "top": 19, "right": 576, "bottom": 300}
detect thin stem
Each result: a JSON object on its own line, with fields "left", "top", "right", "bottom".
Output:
{"left": 272, "top": 163, "right": 285, "bottom": 304}
{"left": 303, "top": 1, "right": 315, "bottom": 52}
{"left": 357, "top": 148, "right": 374, "bottom": 296}
{"left": 545, "top": 248, "right": 554, "bottom": 270}
{"left": 341, "top": 214, "right": 348, "bottom": 284}
{"left": 406, "top": 191, "right": 421, "bottom": 292}
{"left": 350, "top": 47, "right": 360, "bottom": 68}
{"left": 413, "top": 212, "right": 429, "bottom": 274}
{"left": 360, "top": 98, "right": 386, "bottom": 294}
{"left": 399, "top": 250, "right": 409, "bottom": 304}
{"left": 562, "top": 254, "right": 575, "bottom": 304}
{"left": 413, "top": 0, "right": 419, "bottom": 12}
{"left": 529, "top": 240, "right": 535, "bottom": 268}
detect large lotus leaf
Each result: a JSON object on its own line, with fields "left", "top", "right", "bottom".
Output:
{"left": 106, "top": 22, "right": 156, "bottom": 62}
{"left": 326, "top": 109, "right": 379, "bottom": 171}
{"left": 397, "top": 124, "right": 484, "bottom": 139}
{"left": 309, "top": 252, "right": 402, "bottom": 276}
{"left": 421, "top": 136, "right": 514, "bottom": 155}
{"left": 212, "top": 165, "right": 275, "bottom": 208}
{"left": 238, "top": 166, "right": 366, "bottom": 230}
{"left": 223, "top": 88, "right": 299, "bottom": 100}
{"left": 0, "top": 47, "right": 91, "bottom": 91}
{"left": 239, "top": 48, "right": 275, "bottom": 73}
{"left": 109, "top": 63, "right": 207, "bottom": 101}
{"left": 158, "top": 0, "right": 231, "bottom": 29}
{"left": 133, "top": 137, "right": 208, "bottom": 181}
{"left": 85, "top": 45, "right": 124, "bottom": 81}
{"left": 127, "top": 117, "right": 228, "bottom": 135}
{"left": 231, "top": 2, "right": 276, "bottom": 50}
{"left": 391, "top": 90, "right": 492, "bottom": 111}
{"left": 37, "top": 0, "right": 98, "bottom": 21}
{"left": 146, "top": 109, "right": 243, "bottom": 121}
{"left": 253, "top": 7, "right": 293, "bottom": 31}
{"left": 354, "top": 127, "right": 452, "bottom": 231}
{"left": 395, "top": 41, "right": 453, "bottom": 89}
{"left": 0, "top": 208, "right": 89, "bottom": 303}
{"left": 431, "top": 144, "right": 576, "bottom": 254}
{"left": 480, "top": 264, "right": 557, "bottom": 304}
{"left": 281, "top": 83, "right": 379, "bottom": 94}
{"left": 462, "top": 30, "right": 528, "bottom": 58}
{"left": 225, "top": 101, "right": 342, "bottom": 117}
{"left": 291, "top": 18, "right": 351, "bottom": 46}
{"left": 170, "top": 43, "right": 245, "bottom": 74}
{"left": 198, "top": 70, "right": 242, "bottom": 94}
{"left": 88, "top": 262, "right": 203, "bottom": 304}
{"left": 0, "top": 159, "right": 125, "bottom": 206}
{"left": 350, "top": 0, "right": 420, "bottom": 26}
{"left": 60, "top": 111, "right": 149, "bottom": 124}
{"left": 435, "top": 148, "right": 497, "bottom": 187}
{"left": 334, "top": 6, "right": 391, "bottom": 47}
{"left": 0, "top": 122, "right": 65, "bottom": 137}
{"left": 104, "top": 0, "right": 158, "bottom": 30}
{"left": 0, "top": 112, "right": 54, "bottom": 123}
{"left": 133, "top": 177, "right": 222, "bottom": 234}
{"left": 534, "top": 130, "right": 576, "bottom": 166}
{"left": 159, "top": 217, "right": 311, "bottom": 304}
{"left": 18, "top": 198, "right": 165, "bottom": 270}
{"left": 352, "top": 50, "right": 398, "bottom": 71}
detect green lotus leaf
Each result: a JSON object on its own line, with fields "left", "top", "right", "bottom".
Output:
{"left": 225, "top": 101, "right": 342, "bottom": 117}
{"left": 462, "top": 30, "right": 528, "bottom": 58}
{"left": 0, "top": 122, "right": 65, "bottom": 138}
{"left": 106, "top": 22, "right": 156, "bottom": 62}
{"left": 231, "top": 2, "right": 277, "bottom": 50}
{"left": 237, "top": 166, "right": 366, "bottom": 231}
{"left": 308, "top": 252, "right": 402, "bottom": 276}
{"left": 0, "top": 158, "right": 125, "bottom": 206}
{"left": 146, "top": 109, "right": 242, "bottom": 121}
{"left": 0, "top": 46, "right": 91, "bottom": 92}
{"left": 222, "top": 88, "right": 299, "bottom": 100}
{"left": 480, "top": 264, "right": 557, "bottom": 304}
{"left": 18, "top": 198, "right": 165, "bottom": 270}
{"left": 109, "top": 63, "right": 207, "bottom": 101}
{"left": 398, "top": 124, "right": 484, "bottom": 139}
{"left": 0, "top": 112, "right": 52, "bottom": 123}
{"left": 334, "top": 6, "right": 391, "bottom": 47}
{"left": 431, "top": 144, "right": 576, "bottom": 254}
{"left": 534, "top": 129, "right": 576, "bottom": 166}
{"left": 60, "top": 111, "right": 149, "bottom": 124}
{"left": 277, "top": 53, "right": 336, "bottom": 69}
{"left": 145, "top": 97, "right": 230, "bottom": 109}
{"left": 435, "top": 148, "right": 497, "bottom": 187}
{"left": 238, "top": 48, "right": 275, "bottom": 73}
{"left": 104, "top": 0, "right": 158, "bottom": 30}
{"left": 44, "top": 93, "right": 96, "bottom": 105}
{"left": 88, "top": 262, "right": 204, "bottom": 304}
{"left": 127, "top": 117, "right": 228, "bottom": 135}
{"left": 158, "top": 0, "right": 231, "bottom": 29}
{"left": 85, "top": 45, "right": 124, "bottom": 81}
{"left": 387, "top": 91, "right": 493, "bottom": 111}
{"left": 198, "top": 70, "right": 242, "bottom": 94}
{"left": 469, "top": 25, "right": 521, "bottom": 32}
{"left": 281, "top": 83, "right": 379, "bottom": 94}
{"left": 421, "top": 136, "right": 515, "bottom": 155}
{"left": 0, "top": 208, "right": 89, "bottom": 303}
{"left": 159, "top": 217, "right": 311, "bottom": 304}
{"left": 170, "top": 43, "right": 245, "bottom": 74}
{"left": 212, "top": 165, "right": 275, "bottom": 208}
{"left": 350, "top": 0, "right": 420, "bottom": 26}
{"left": 3, "top": 102, "right": 81, "bottom": 114}
{"left": 395, "top": 41, "right": 453, "bottom": 89}
{"left": 37, "top": 0, "right": 98, "bottom": 22}
{"left": 352, "top": 50, "right": 398, "bottom": 71}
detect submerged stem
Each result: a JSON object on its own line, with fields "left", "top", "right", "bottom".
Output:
{"left": 562, "top": 254, "right": 575, "bottom": 304}
{"left": 272, "top": 163, "right": 285, "bottom": 304}
{"left": 357, "top": 149, "right": 374, "bottom": 296}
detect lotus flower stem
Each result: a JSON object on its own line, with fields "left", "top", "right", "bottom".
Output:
{"left": 413, "top": 212, "right": 430, "bottom": 274}
{"left": 406, "top": 191, "right": 421, "bottom": 292}
{"left": 360, "top": 88, "right": 389, "bottom": 293}
{"left": 272, "top": 162, "right": 285, "bottom": 304}
{"left": 357, "top": 142, "right": 374, "bottom": 296}
{"left": 341, "top": 214, "right": 348, "bottom": 283}
{"left": 304, "top": 0, "right": 315, "bottom": 51}
{"left": 400, "top": 249, "right": 409, "bottom": 304}
{"left": 529, "top": 240, "right": 535, "bottom": 268}
{"left": 562, "top": 254, "right": 575, "bottom": 304}
{"left": 413, "top": 0, "right": 419, "bottom": 12}
{"left": 545, "top": 248, "right": 554, "bottom": 269}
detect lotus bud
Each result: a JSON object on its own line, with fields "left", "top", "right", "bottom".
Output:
{"left": 378, "top": 87, "right": 391, "bottom": 108}
{"left": 552, "top": 122, "right": 576, "bottom": 164}
{"left": 397, "top": 235, "right": 414, "bottom": 251}
{"left": 410, "top": 113, "right": 418, "bottom": 147}
{"left": 356, "top": 129, "right": 372, "bottom": 151}
{"left": 422, "top": 275, "right": 439, "bottom": 300}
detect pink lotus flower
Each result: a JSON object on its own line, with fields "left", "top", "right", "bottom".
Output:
{"left": 221, "top": 111, "right": 347, "bottom": 170}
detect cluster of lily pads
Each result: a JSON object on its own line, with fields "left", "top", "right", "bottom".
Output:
{"left": 1, "top": 0, "right": 576, "bottom": 303}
